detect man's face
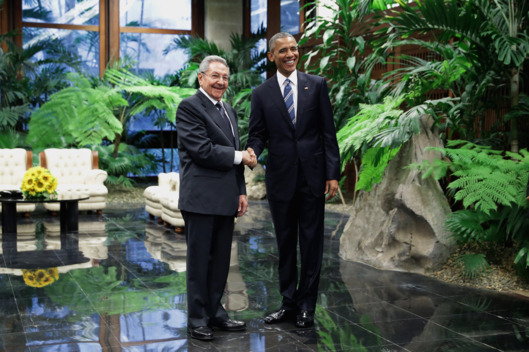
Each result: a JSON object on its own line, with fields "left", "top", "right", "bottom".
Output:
{"left": 268, "top": 36, "right": 299, "bottom": 77}
{"left": 198, "top": 61, "right": 229, "bottom": 101}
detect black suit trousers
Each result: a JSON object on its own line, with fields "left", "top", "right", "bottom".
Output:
{"left": 181, "top": 210, "right": 234, "bottom": 328}
{"left": 267, "top": 166, "right": 325, "bottom": 312}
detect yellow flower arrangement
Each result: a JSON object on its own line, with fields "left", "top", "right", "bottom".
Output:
{"left": 21, "top": 166, "right": 58, "bottom": 199}
{"left": 22, "top": 268, "right": 59, "bottom": 288}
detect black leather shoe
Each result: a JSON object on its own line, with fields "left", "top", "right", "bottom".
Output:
{"left": 188, "top": 326, "right": 214, "bottom": 341}
{"left": 264, "top": 309, "right": 296, "bottom": 324}
{"left": 211, "top": 319, "right": 246, "bottom": 331}
{"left": 296, "top": 310, "right": 314, "bottom": 328}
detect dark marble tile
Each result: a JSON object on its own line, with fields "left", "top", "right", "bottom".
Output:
{"left": 403, "top": 337, "right": 500, "bottom": 352}
{"left": 2, "top": 204, "right": 529, "bottom": 352}
{"left": 470, "top": 331, "right": 529, "bottom": 351}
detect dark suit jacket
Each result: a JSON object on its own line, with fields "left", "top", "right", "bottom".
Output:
{"left": 248, "top": 72, "right": 340, "bottom": 201}
{"left": 176, "top": 90, "right": 246, "bottom": 216}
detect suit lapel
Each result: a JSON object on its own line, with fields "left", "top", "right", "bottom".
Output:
{"left": 197, "top": 91, "right": 235, "bottom": 147}
{"left": 268, "top": 75, "right": 295, "bottom": 132}
{"left": 224, "top": 105, "right": 239, "bottom": 150}
{"left": 296, "top": 72, "right": 309, "bottom": 132}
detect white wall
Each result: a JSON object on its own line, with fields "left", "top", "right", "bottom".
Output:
{"left": 204, "top": 0, "right": 243, "bottom": 51}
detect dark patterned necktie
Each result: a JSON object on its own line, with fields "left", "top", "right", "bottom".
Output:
{"left": 284, "top": 79, "right": 295, "bottom": 125}
{"left": 216, "top": 102, "right": 233, "bottom": 136}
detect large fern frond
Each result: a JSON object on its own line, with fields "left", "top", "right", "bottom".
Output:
{"left": 104, "top": 68, "right": 195, "bottom": 123}
{"left": 27, "top": 73, "right": 125, "bottom": 149}
{"left": 419, "top": 140, "right": 529, "bottom": 214}
{"left": 444, "top": 141, "right": 529, "bottom": 213}
{"left": 337, "top": 95, "right": 404, "bottom": 171}
{"left": 356, "top": 146, "right": 400, "bottom": 192}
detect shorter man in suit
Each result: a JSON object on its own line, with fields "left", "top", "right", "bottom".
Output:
{"left": 176, "top": 55, "right": 255, "bottom": 341}
{"left": 247, "top": 32, "right": 340, "bottom": 328}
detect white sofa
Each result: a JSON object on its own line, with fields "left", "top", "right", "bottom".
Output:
{"left": 0, "top": 148, "right": 36, "bottom": 214}
{"left": 39, "top": 148, "right": 108, "bottom": 213}
{"left": 144, "top": 172, "right": 184, "bottom": 231}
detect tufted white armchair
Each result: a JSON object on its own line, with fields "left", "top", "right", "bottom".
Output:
{"left": 144, "top": 172, "right": 184, "bottom": 231}
{"left": 0, "top": 148, "right": 36, "bottom": 213}
{"left": 39, "top": 148, "right": 108, "bottom": 213}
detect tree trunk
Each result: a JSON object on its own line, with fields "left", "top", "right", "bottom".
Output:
{"left": 510, "top": 67, "right": 519, "bottom": 153}
{"left": 113, "top": 134, "right": 121, "bottom": 158}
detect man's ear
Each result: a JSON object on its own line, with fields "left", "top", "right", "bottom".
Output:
{"left": 267, "top": 51, "right": 275, "bottom": 62}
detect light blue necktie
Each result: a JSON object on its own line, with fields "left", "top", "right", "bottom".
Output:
{"left": 284, "top": 79, "right": 295, "bottom": 125}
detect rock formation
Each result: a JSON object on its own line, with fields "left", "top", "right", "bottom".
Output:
{"left": 339, "top": 115, "right": 453, "bottom": 273}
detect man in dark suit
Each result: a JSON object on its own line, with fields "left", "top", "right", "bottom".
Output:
{"left": 247, "top": 32, "right": 341, "bottom": 328}
{"left": 176, "top": 55, "right": 255, "bottom": 341}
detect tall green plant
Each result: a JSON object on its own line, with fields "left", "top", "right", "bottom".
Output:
{"left": 299, "top": 0, "right": 394, "bottom": 130}
{"left": 384, "top": 0, "right": 529, "bottom": 152}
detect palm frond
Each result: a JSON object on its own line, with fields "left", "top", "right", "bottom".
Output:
{"left": 446, "top": 209, "right": 488, "bottom": 245}
{"left": 453, "top": 253, "right": 490, "bottom": 279}
{"left": 390, "top": 0, "right": 487, "bottom": 46}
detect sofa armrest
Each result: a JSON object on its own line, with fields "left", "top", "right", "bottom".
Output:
{"left": 168, "top": 173, "right": 180, "bottom": 191}
{"left": 158, "top": 173, "right": 172, "bottom": 188}
{"left": 84, "top": 169, "right": 108, "bottom": 185}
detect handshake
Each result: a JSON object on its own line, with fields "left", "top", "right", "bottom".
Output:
{"left": 242, "top": 147, "right": 258, "bottom": 168}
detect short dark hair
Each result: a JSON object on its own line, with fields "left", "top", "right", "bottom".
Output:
{"left": 199, "top": 55, "right": 229, "bottom": 74}
{"left": 269, "top": 32, "right": 296, "bottom": 52}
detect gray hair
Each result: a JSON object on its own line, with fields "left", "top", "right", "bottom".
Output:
{"left": 269, "top": 32, "right": 296, "bottom": 52}
{"left": 199, "top": 55, "right": 229, "bottom": 74}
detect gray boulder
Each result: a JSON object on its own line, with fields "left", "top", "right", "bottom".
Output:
{"left": 339, "top": 115, "right": 453, "bottom": 273}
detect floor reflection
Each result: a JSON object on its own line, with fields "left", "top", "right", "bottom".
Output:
{"left": 0, "top": 202, "right": 528, "bottom": 351}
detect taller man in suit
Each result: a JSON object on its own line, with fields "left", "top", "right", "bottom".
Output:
{"left": 176, "top": 55, "right": 255, "bottom": 341}
{"left": 247, "top": 32, "right": 341, "bottom": 328}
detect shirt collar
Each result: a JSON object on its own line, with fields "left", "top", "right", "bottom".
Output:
{"left": 277, "top": 70, "right": 298, "bottom": 87}
{"left": 199, "top": 87, "right": 223, "bottom": 107}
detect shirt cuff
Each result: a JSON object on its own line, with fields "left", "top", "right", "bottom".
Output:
{"left": 234, "top": 150, "right": 242, "bottom": 165}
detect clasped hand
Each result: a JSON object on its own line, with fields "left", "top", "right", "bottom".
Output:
{"left": 242, "top": 148, "right": 258, "bottom": 168}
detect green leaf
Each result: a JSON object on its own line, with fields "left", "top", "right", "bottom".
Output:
{"left": 323, "top": 29, "right": 335, "bottom": 45}
{"left": 320, "top": 56, "right": 330, "bottom": 71}
{"left": 346, "top": 56, "right": 357, "bottom": 71}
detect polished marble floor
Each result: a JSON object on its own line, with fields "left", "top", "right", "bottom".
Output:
{"left": 1, "top": 201, "right": 528, "bottom": 351}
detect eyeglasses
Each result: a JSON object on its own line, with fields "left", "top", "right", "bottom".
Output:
{"left": 202, "top": 72, "right": 230, "bottom": 82}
